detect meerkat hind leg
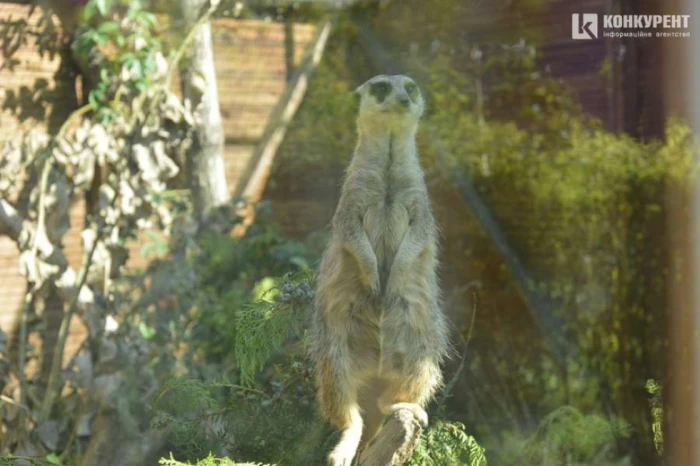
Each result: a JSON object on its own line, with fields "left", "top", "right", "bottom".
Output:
{"left": 357, "top": 379, "right": 386, "bottom": 452}
{"left": 328, "top": 402, "right": 363, "bottom": 466}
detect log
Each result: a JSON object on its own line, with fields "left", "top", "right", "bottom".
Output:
{"left": 358, "top": 409, "right": 423, "bottom": 466}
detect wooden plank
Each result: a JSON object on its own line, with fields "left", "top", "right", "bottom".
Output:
{"left": 232, "top": 20, "right": 333, "bottom": 236}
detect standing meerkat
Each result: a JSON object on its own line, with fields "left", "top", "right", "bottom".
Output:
{"left": 310, "top": 75, "right": 448, "bottom": 466}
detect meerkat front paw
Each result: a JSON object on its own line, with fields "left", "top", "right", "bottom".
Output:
{"left": 328, "top": 445, "right": 357, "bottom": 466}
{"left": 365, "top": 272, "right": 381, "bottom": 299}
{"left": 385, "top": 402, "right": 429, "bottom": 427}
{"left": 403, "top": 403, "right": 429, "bottom": 427}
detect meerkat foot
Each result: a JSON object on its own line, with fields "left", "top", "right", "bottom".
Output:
{"left": 380, "top": 402, "right": 428, "bottom": 427}
{"left": 328, "top": 441, "right": 359, "bottom": 466}
{"left": 328, "top": 406, "right": 363, "bottom": 466}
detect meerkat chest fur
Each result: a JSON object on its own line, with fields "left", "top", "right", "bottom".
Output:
{"left": 350, "top": 129, "right": 424, "bottom": 287}
{"left": 317, "top": 73, "right": 438, "bottom": 330}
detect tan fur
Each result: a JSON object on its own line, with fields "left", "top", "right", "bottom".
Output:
{"left": 309, "top": 75, "right": 448, "bottom": 466}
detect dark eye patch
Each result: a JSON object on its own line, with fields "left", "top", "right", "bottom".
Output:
{"left": 369, "top": 81, "right": 391, "bottom": 103}
{"left": 405, "top": 82, "right": 419, "bottom": 102}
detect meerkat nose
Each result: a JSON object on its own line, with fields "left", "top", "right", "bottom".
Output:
{"left": 399, "top": 97, "right": 411, "bottom": 108}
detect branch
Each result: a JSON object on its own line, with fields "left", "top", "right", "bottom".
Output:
{"left": 0, "top": 198, "right": 41, "bottom": 250}
{"left": 39, "top": 206, "right": 116, "bottom": 421}
{"left": 358, "top": 409, "right": 423, "bottom": 466}
{"left": 0, "top": 198, "right": 94, "bottom": 308}
{"left": 0, "top": 198, "right": 64, "bottom": 273}
{"left": 437, "top": 290, "right": 478, "bottom": 409}
{"left": 140, "top": 0, "right": 221, "bottom": 124}
{"left": 1, "top": 198, "right": 95, "bottom": 418}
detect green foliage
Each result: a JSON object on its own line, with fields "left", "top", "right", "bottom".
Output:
{"left": 222, "top": 386, "right": 327, "bottom": 465}
{"left": 141, "top": 229, "right": 170, "bottom": 257}
{"left": 411, "top": 40, "right": 696, "bottom": 462}
{"left": 646, "top": 379, "right": 664, "bottom": 455}
{"left": 145, "top": 214, "right": 325, "bottom": 465}
{"left": 151, "top": 378, "right": 231, "bottom": 458}
{"left": 73, "top": 0, "right": 165, "bottom": 121}
{"left": 499, "top": 406, "right": 631, "bottom": 466}
{"left": 193, "top": 212, "right": 318, "bottom": 365}
{"left": 150, "top": 364, "right": 324, "bottom": 464}
{"left": 409, "top": 421, "right": 487, "bottom": 466}
{"left": 434, "top": 106, "right": 695, "bottom": 455}
{"left": 0, "top": 456, "right": 61, "bottom": 466}
{"left": 418, "top": 43, "right": 583, "bottom": 144}
{"left": 235, "top": 270, "right": 314, "bottom": 385}
{"left": 159, "top": 452, "right": 275, "bottom": 466}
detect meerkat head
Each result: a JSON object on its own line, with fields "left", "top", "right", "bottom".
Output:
{"left": 354, "top": 75, "right": 424, "bottom": 133}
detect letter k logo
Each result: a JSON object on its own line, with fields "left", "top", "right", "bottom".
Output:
{"left": 572, "top": 14, "right": 598, "bottom": 39}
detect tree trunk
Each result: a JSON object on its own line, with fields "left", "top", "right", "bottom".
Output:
{"left": 179, "top": 0, "right": 229, "bottom": 225}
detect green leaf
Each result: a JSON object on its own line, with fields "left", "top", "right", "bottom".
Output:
{"left": 289, "top": 256, "right": 308, "bottom": 269}
{"left": 95, "top": 0, "right": 110, "bottom": 16}
{"left": 129, "top": 0, "right": 144, "bottom": 11}
{"left": 94, "top": 33, "right": 110, "bottom": 46}
{"left": 140, "top": 243, "right": 155, "bottom": 257}
{"left": 138, "top": 322, "right": 156, "bottom": 340}
{"left": 97, "top": 20, "right": 120, "bottom": 35}
{"left": 140, "top": 12, "right": 157, "bottom": 27}
{"left": 81, "top": 2, "right": 98, "bottom": 21}
{"left": 119, "top": 52, "right": 136, "bottom": 63}
{"left": 129, "top": 60, "right": 143, "bottom": 78}
{"left": 88, "top": 90, "right": 100, "bottom": 108}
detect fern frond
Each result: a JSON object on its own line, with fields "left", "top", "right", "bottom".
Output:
{"left": 0, "top": 458, "right": 59, "bottom": 466}
{"left": 408, "top": 420, "right": 487, "bottom": 466}
{"left": 153, "top": 377, "right": 218, "bottom": 414}
{"left": 159, "top": 452, "right": 276, "bottom": 466}
{"left": 235, "top": 271, "right": 313, "bottom": 384}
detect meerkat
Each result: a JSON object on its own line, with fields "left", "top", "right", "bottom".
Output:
{"left": 309, "top": 75, "right": 448, "bottom": 466}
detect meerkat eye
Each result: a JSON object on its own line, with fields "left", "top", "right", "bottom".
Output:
{"left": 369, "top": 81, "right": 391, "bottom": 103}
{"left": 405, "top": 82, "right": 419, "bottom": 101}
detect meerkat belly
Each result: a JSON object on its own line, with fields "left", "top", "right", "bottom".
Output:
{"left": 363, "top": 195, "right": 410, "bottom": 286}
